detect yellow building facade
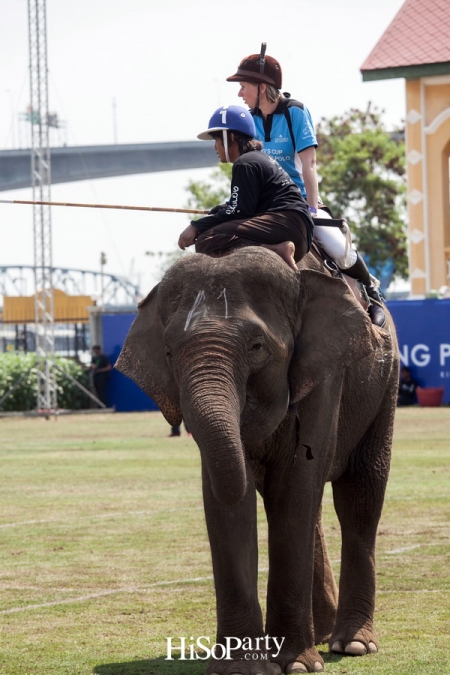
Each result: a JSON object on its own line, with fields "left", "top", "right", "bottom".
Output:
{"left": 405, "top": 77, "right": 450, "bottom": 295}
{"left": 361, "top": 0, "right": 450, "bottom": 296}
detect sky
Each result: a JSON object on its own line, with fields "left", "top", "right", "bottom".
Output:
{"left": 0, "top": 0, "right": 407, "bottom": 297}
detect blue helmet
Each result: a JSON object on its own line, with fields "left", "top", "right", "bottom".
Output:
{"left": 197, "top": 105, "right": 256, "bottom": 140}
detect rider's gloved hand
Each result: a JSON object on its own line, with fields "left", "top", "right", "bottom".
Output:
{"left": 209, "top": 203, "right": 227, "bottom": 214}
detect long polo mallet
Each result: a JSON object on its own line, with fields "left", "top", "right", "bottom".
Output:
{"left": 0, "top": 198, "right": 349, "bottom": 228}
{"left": 0, "top": 198, "right": 209, "bottom": 215}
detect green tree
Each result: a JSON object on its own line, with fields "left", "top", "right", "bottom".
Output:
{"left": 316, "top": 104, "right": 407, "bottom": 279}
{"left": 186, "top": 164, "right": 232, "bottom": 214}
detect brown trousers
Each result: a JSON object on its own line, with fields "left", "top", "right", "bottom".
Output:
{"left": 195, "top": 210, "right": 312, "bottom": 263}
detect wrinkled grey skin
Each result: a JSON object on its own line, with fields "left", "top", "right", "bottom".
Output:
{"left": 116, "top": 247, "right": 399, "bottom": 675}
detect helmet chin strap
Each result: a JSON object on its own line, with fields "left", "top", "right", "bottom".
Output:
{"left": 256, "top": 83, "right": 261, "bottom": 111}
{"left": 222, "top": 129, "right": 230, "bottom": 163}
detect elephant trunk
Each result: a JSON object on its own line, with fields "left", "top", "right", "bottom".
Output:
{"left": 180, "top": 351, "right": 247, "bottom": 506}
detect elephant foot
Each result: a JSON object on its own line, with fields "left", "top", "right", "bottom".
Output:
{"left": 286, "top": 661, "right": 323, "bottom": 673}
{"left": 274, "top": 646, "right": 324, "bottom": 673}
{"left": 330, "top": 639, "right": 378, "bottom": 656}
{"left": 330, "top": 625, "right": 378, "bottom": 656}
{"left": 206, "top": 659, "right": 281, "bottom": 675}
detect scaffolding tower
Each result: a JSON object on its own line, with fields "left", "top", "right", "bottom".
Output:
{"left": 28, "top": 0, "right": 57, "bottom": 413}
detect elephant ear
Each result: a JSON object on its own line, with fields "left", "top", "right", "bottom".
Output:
{"left": 289, "top": 270, "right": 379, "bottom": 403}
{"left": 115, "top": 284, "right": 182, "bottom": 426}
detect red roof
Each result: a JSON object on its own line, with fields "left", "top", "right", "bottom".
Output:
{"left": 361, "top": 0, "right": 450, "bottom": 73}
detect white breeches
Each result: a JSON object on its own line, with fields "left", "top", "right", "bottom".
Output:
{"left": 313, "top": 209, "right": 357, "bottom": 269}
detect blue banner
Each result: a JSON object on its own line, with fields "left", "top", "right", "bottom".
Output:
{"left": 102, "top": 312, "right": 158, "bottom": 412}
{"left": 100, "top": 299, "right": 450, "bottom": 411}
{"left": 388, "top": 298, "right": 450, "bottom": 404}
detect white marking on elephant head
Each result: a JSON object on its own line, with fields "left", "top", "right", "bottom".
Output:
{"left": 184, "top": 290, "right": 207, "bottom": 331}
{"left": 217, "top": 288, "right": 229, "bottom": 319}
{"left": 184, "top": 288, "right": 230, "bottom": 331}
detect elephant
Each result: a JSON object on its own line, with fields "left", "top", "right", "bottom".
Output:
{"left": 116, "top": 246, "right": 399, "bottom": 675}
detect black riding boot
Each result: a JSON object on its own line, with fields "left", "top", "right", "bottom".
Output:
{"left": 341, "top": 252, "right": 386, "bottom": 328}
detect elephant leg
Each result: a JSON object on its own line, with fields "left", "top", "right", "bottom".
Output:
{"left": 263, "top": 463, "right": 326, "bottom": 674}
{"left": 312, "top": 506, "right": 338, "bottom": 644}
{"left": 201, "top": 461, "right": 276, "bottom": 675}
{"left": 329, "top": 410, "right": 392, "bottom": 656}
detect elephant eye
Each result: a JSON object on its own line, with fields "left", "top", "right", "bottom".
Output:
{"left": 249, "top": 337, "right": 266, "bottom": 353}
{"left": 165, "top": 346, "right": 173, "bottom": 359}
{"left": 248, "top": 337, "right": 270, "bottom": 367}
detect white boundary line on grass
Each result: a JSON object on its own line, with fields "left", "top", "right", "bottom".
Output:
{"left": 385, "top": 542, "right": 445, "bottom": 554}
{"left": 0, "top": 575, "right": 215, "bottom": 615}
{"left": 0, "top": 565, "right": 443, "bottom": 616}
{"left": 386, "top": 544, "right": 423, "bottom": 554}
{"left": 0, "top": 506, "right": 203, "bottom": 529}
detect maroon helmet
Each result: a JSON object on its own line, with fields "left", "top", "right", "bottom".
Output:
{"left": 226, "top": 43, "right": 282, "bottom": 89}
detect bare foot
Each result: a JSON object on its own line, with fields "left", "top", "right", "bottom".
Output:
{"left": 261, "top": 241, "right": 297, "bottom": 270}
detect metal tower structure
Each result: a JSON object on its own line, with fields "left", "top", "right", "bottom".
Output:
{"left": 28, "top": 0, "right": 57, "bottom": 413}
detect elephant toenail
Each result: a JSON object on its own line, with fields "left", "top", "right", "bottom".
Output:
{"left": 344, "top": 641, "right": 367, "bottom": 655}
{"left": 331, "top": 641, "right": 344, "bottom": 653}
{"left": 314, "top": 662, "right": 324, "bottom": 672}
{"left": 368, "top": 642, "right": 378, "bottom": 653}
{"left": 288, "top": 662, "right": 308, "bottom": 673}
{"left": 271, "top": 665, "right": 283, "bottom": 675}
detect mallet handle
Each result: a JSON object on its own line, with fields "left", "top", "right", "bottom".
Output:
{"left": 0, "top": 198, "right": 209, "bottom": 215}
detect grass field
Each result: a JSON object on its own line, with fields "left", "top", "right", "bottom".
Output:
{"left": 0, "top": 408, "right": 449, "bottom": 675}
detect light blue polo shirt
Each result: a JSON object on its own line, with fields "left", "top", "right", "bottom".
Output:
{"left": 252, "top": 103, "right": 317, "bottom": 197}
